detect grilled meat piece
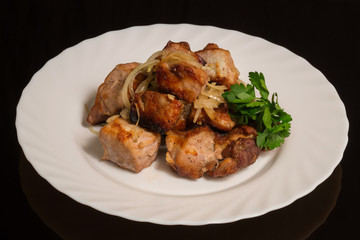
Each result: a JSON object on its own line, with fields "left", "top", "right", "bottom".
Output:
{"left": 196, "top": 43, "right": 240, "bottom": 89}
{"left": 130, "top": 91, "right": 184, "bottom": 135}
{"left": 171, "top": 102, "right": 192, "bottom": 131}
{"left": 213, "top": 124, "right": 258, "bottom": 151}
{"left": 162, "top": 41, "right": 206, "bottom": 65}
{"left": 208, "top": 138, "right": 260, "bottom": 177}
{"left": 87, "top": 62, "right": 146, "bottom": 125}
{"left": 156, "top": 41, "right": 209, "bottom": 103}
{"left": 156, "top": 62, "right": 209, "bottom": 103}
{"left": 208, "top": 125, "right": 260, "bottom": 177}
{"left": 99, "top": 117, "right": 161, "bottom": 173}
{"left": 189, "top": 103, "right": 235, "bottom": 131}
{"left": 165, "top": 125, "right": 218, "bottom": 179}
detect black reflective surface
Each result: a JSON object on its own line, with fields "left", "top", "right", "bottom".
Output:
{"left": 18, "top": 152, "right": 342, "bottom": 239}
{"left": 3, "top": 1, "right": 359, "bottom": 239}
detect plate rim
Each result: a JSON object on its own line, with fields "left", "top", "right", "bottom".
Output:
{"left": 16, "top": 23, "right": 349, "bottom": 225}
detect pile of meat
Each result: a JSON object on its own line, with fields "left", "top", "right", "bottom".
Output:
{"left": 87, "top": 41, "right": 261, "bottom": 179}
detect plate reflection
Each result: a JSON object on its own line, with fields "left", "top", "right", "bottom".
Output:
{"left": 19, "top": 152, "right": 341, "bottom": 239}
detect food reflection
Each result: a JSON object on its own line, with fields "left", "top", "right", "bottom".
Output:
{"left": 19, "top": 152, "right": 341, "bottom": 239}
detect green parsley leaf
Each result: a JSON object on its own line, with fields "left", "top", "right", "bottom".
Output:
{"left": 262, "top": 106, "right": 272, "bottom": 129}
{"left": 249, "top": 71, "right": 269, "bottom": 99}
{"left": 234, "top": 92, "right": 255, "bottom": 103}
{"left": 222, "top": 71, "right": 292, "bottom": 150}
{"left": 256, "top": 129, "right": 269, "bottom": 149}
{"left": 224, "top": 83, "right": 255, "bottom": 104}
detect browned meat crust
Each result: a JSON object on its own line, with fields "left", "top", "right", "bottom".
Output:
{"left": 208, "top": 138, "right": 260, "bottom": 177}
{"left": 87, "top": 62, "right": 141, "bottom": 125}
{"left": 189, "top": 103, "right": 235, "bottom": 131}
{"left": 171, "top": 102, "right": 192, "bottom": 131}
{"left": 99, "top": 117, "right": 161, "bottom": 173}
{"left": 90, "top": 41, "right": 263, "bottom": 179}
{"left": 155, "top": 41, "right": 209, "bottom": 103}
{"left": 165, "top": 125, "right": 218, "bottom": 179}
{"left": 196, "top": 43, "right": 240, "bottom": 89}
{"left": 208, "top": 125, "right": 260, "bottom": 177}
{"left": 130, "top": 91, "right": 184, "bottom": 134}
{"left": 156, "top": 62, "right": 209, "bottom": 103}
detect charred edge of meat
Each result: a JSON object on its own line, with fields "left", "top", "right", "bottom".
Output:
{"left": 130, "top": 107, "right": 170, "bottom": 135}
{"left": 129, "top": 91, "right": 184, "bottom": 135}
{"left": 170, "top": 64, "right": 197, "bottom": 80}
{"left": 212, "top": 76, "right": 233, "bottom": 89}
{"left": 155, "top": 62, "right": 208, "bottom": 103}
{"left": 222, "top": 138, "right": 260, "bottom": 165}
{"left": 208, "top": 133, "right": 261, "bottom": 177}
{"left": 228, "top": 124, "right": 258, "bottom": 138}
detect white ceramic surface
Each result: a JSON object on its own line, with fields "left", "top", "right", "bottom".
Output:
{"left": 16, "top": 24, "right": 348, "bottom": 225}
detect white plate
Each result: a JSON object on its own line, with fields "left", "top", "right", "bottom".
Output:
{"left": 16, "top": 24, "right": 348, "bottom": 225}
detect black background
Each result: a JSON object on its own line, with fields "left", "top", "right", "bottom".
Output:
{"left": 2, "top": 0, "right": 359, "bottom": 239}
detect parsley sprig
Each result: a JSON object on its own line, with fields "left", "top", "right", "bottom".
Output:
{"left": 222, "top": 72, "right": 292, "bottom": 150}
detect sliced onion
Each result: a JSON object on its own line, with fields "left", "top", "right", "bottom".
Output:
{"left": 204, "top": 107, "right": 216, "bottom": 120}
{"left": 121, "top": 51, "right": 166, "bottom": 110}
{"left": 194, "top": 97, "right": 220, "bottom": 109}
{"left": 121, "top": 49, "right": 205, "bottom": 111}
{"left": 106, "top": 114, "right": 120, "bottom": 123}
{"left": 200, "top": 90, "right": 226, "bottom": 103}
{"left": 88, "top": 125, "right": 100, "bottom": 136}
{"left": 135, "top": 74, "right": 154, "bottom": 94}
{"left": 193, "top": 108, "right": 202, "bottom": 123}
{"left": 134, "top": 103, "right": 140, "bottom": 126}
{"left": 207, "top": 82, "right": 228, "bottom": 90}
{"left": 193, "top": 82, "right": 227, "bottom": 121}
{"left": 120, "top": 108, "right": 130, "bottom": 120}
{"left": 167, "top": 94, "right": 175, "bottom": 100}
{"left": 147, "top": 50, "right": 164, "bottom": 62}
{"left": 161, "top": 50, "right": 203, "bottom": 68}
{"left": 121, "top": 59, "right": 160, "bottom": 110}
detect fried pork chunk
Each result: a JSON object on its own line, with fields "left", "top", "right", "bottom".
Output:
{"left": 196, "top": 43, "right": 240, "bottom": 89}
{"left": 171, "top": 102, "right": 192, "bottom": 131}
{"left": 162, "top": 41, "right": 206, "bottom": 65}
{"left": 189, "top": 103, "right": 235, "bottom": 132}
{"left": 165, "top": 126, "right": 218, "bottom": 179}
{"left": 208, "top": 125, "right": 261, "bottom": 177}
{"left": 87, "top": 62, "right": 146, "bottom": 125}
{"left": 129, "top": 91, "right": 184, "bottom": 135}
{"left": 156, "top": 41, "right": 209, "bottom": 103}
{"left": 99, "top": 117, "right": 161, "bottom": 173}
